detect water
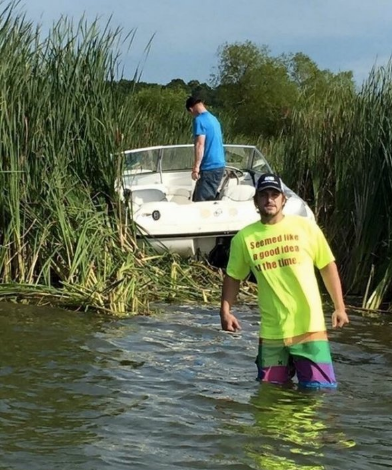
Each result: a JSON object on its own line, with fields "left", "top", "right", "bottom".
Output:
{"left": 0, "top": 300, "right": 391, "bottom": 470}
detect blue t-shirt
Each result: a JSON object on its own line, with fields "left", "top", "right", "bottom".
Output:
{"left": 193, "top": 111, "right": 225, "bottom": 170}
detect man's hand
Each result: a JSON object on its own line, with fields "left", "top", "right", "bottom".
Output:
{"left": 320, "top": 262, "right": 349, "bottom": 328}
{"left": 191, "top": 168, "right": 199, "bottom": 181}
{"left": 193, "top": 134, "right": 204, "bottom": 180}
{"left": 220, "top": 312, "right": 241, "bottom": 332}
{"left": 332, "top": 308, "right": 349, "bottom": 328}
{"left": 220, "top": 275, "right": 241, "bottom": 331}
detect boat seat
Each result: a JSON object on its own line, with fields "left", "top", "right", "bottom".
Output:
{"left": 131, "top": 188, "right": 167, "bottom": 206}
{"left": 220, "top": 184, "right": 255, "bottom": 201}
{"left": 168, "top": 187, "right": 192, "bottom": 204}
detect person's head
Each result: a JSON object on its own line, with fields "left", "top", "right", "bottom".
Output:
{"left": 185, "top": 96, "right": 205, "bottom": 116}
{"left": 254, "top": 173, "right": 286, "bottom": 223}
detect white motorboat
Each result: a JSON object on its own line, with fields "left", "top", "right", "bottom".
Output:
{"left": 119, "top": 144, "right": 314, "bottom": 266}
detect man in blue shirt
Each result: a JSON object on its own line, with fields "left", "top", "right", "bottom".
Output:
{"left": 185, "top": 96, "right": 226, "bottom": 201}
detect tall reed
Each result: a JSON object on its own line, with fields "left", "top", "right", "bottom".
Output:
{"left": 0, "top": 3, "right": 226, "bottom": 315}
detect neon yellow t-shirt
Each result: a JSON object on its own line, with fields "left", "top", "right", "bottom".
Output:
{"left": 226, "top": 215, "right": 335, "bottom": 339}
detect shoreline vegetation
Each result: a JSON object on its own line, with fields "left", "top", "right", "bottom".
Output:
{"left": 1, "top": 3, "right": 391, "bottom": 316}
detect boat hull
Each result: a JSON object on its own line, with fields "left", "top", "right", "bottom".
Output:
{"left": 117, "top": 144, "right": 315, "bottom": 266}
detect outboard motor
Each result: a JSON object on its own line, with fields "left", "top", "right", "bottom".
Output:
{"left": 208, "top": 237, "right": 231, "bottom": 268}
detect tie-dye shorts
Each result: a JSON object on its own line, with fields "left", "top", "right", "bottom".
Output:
{"left": 255, "top": 331, "right": 337, "bottom": 388}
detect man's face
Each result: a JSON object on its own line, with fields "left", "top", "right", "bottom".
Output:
{"left": 254, "top": 189, "right": 285, "bottom": 218}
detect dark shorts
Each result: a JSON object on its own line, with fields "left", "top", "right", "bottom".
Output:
{"left": 256, "top": 332, "right": 337, "bottom": 389}
{"left": 193, "top": 167, "right": 224, "bottom": 201}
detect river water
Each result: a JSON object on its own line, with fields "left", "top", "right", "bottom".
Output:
{"left": 0, "top": 300, "right": 391, "bottom": 470}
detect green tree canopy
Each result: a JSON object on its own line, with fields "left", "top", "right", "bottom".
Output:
{"left": 212, "top": 41, "right": 298, "bottom": 137}
{"left": 285, "top": 52, "right": 355, "bottom": 104}
{"left": 211, "top": 42, "right": 355, "bottom": 138}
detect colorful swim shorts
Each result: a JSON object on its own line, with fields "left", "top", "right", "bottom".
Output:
{"left": 255, "top": 331, "right": 337, "bottom": 389}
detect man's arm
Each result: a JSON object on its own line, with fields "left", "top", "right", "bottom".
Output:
{"left": 192, "top": 135, "right": 205, "bottom": 180}
{"left": 220, "top": 274, "right": 241, "bottom": 331}
{"left": 319, "top": 261, "right": 349, "bottom": 328}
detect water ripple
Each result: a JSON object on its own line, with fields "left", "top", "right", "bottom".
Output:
{"left": 0, "top": 302, "right": 390, "bottom": 469}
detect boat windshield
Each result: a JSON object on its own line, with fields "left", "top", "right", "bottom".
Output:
{"left": 123, "top": 146, "right": 193, "bottom": 173}
{"left": 123, "top": 144, "right": 272, "bottom": 173}
{"left": 224, "top": 145, "right": 272, "bottom": 172}
{"left": 123, "top": 149, "right": 159, "bottom": 172}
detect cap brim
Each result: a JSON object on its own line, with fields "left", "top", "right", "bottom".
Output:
{"left": 256, "top": 184, "right": 283, "bottom": 192}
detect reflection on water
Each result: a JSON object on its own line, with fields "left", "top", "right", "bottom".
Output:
{"left": 0, "top": 301, "right": 391, "bottom": 470}
{"left": 243, "top": 386, "right": 355, "bottom": 469}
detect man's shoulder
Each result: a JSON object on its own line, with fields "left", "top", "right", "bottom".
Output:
{"left": 239, "top": 220, "right": 261, "bottom": 232}
{"left": 285, "top": 215, "right": 318, "bottom": 229}
{"left": 285, "top": 215, "right": 329, "bottom": 244}
{"left": 196, "top": 111, "right": 210, "bottom": 119}
{"left": 234, "top": 221, "right": 261, "bottom": 240}
{"left": 197, "top": 110, "right": 220, "bottom": 123}
{"left": 285, "top": 214, "right": 310, "bottom": 223}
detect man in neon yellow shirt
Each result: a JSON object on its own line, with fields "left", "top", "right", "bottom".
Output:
{"left": 220, "top": 173, "right": 349, "bottom": 388}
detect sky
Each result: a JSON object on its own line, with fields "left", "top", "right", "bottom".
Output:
{"left": 18, "top": 0, "right": 392, "bottom": 86}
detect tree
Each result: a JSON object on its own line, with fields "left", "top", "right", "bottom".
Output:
{"left": 211, "top": 41, "right": 269, "bottom": 86}
{"left": 166, "top": 78, "right": 189, "bottom": 92}
{"left": 187, "top": 80, "right": 214, "bottom": 105}
{"left": 211, "top": 42, "right": 356, "bottom": 138}
{"left": 212, "top": 41, "right": 298, "bottom": 137}
{"left": 286, "top": 52, "right": 355, "bottom": 102}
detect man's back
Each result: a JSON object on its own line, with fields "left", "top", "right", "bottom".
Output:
{"left": 193, "top": 111, "right": 225, "bottom": 170}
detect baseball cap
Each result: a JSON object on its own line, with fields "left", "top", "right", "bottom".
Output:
{"left": 256, "top": 173, "right": 284, "bottom": 193}
{"left": 185, "top": 96, "right": 202, "bottom": 111}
